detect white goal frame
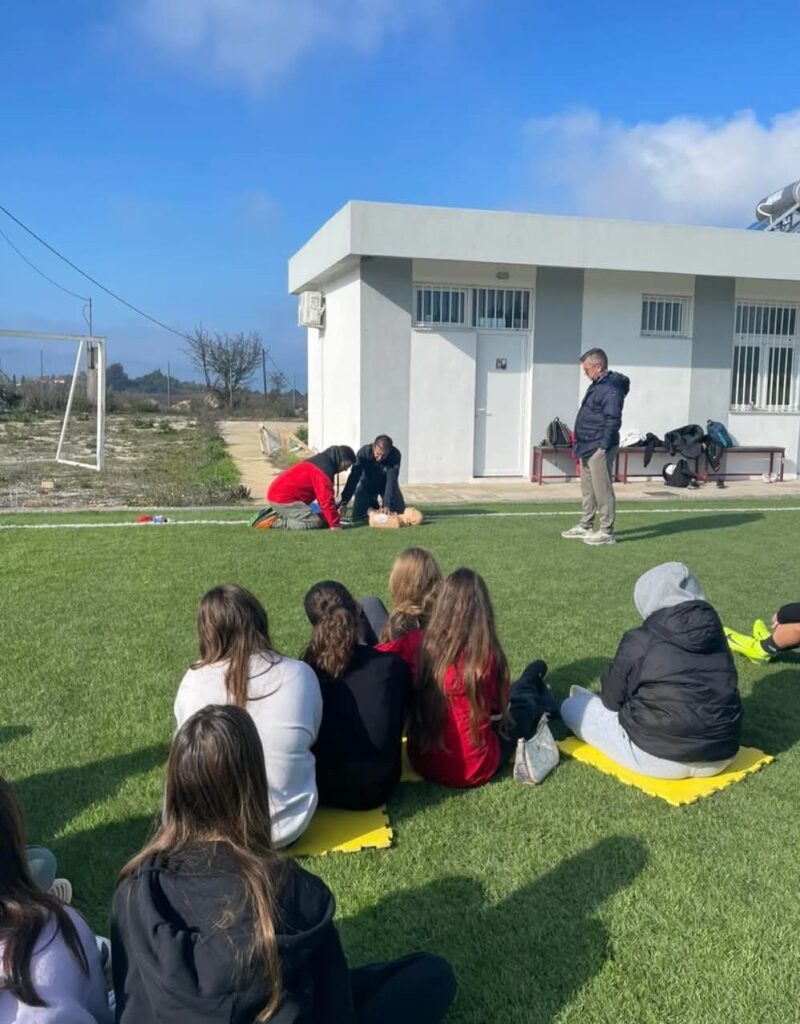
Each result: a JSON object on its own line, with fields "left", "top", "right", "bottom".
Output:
{"left": 0, "top": 329, "right": 107, "bottom": 471}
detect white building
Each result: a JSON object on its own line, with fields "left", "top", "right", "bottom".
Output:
{"left": 289, "top": 201, "right": 800, "bottom": 481}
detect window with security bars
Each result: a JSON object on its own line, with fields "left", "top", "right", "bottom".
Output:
{"left": 471, "top": 288, "right": 530, "bottom": 329}
{"left": 731, "top": 302, "right": 800, "bottom": 412}
{"left": 641, "top": 295, "right": 689, "bottom": 337}
{"left": 413, "top": 286, "right": 467, "bottom": 327}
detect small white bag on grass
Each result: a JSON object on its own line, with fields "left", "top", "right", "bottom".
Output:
{"left": 513, "top": 714, "right": 559, "bottom": 785}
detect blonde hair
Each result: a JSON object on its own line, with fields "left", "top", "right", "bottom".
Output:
{"left": 379, "top": 547, "right": 442, "bottom": 642}
{"left": 411, "top": 568, "right": 509, "bottom": 749}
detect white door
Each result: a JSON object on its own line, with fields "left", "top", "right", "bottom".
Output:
{"left": 473, "top": 332, "right": 527, "bottom": 476}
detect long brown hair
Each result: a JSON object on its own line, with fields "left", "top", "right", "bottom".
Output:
{"left": 193, "top": 585, "right": 280, "bottom": 706}
{"left": 379, "top": 547, "right": 442, "bottom": 643}
{"left": 0, "top": 778, "right": 89, "bottom": 1008}
{"left": 411, "top": 568, "right": 509, "bottom": 749}
{"left": 119, "top": 705, "right": 288, "bottom": 1022}
{"left": 302, "top": 581, "right": 359, "bottom": 680}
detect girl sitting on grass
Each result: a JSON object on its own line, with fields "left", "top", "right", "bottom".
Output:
{"left": 175, "top": 584, "right": 322, "bottom": 848}
{"left": 407, "top": 568, "right": 554, "bottom": 788}
{"left": 359, "top": 547, "right": 442, "bottom": 669}
{"left": 0, "top": 778, "right": 112, "bottom": 1023}
{"left": 303, "top": 581, "right": 411, "bottom": 809}
{"left": 112, "top": 705, "right": 456, "bottom": 1024}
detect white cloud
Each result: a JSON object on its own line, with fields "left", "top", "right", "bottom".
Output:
{"left": 130, "top": 0, "right": 445, "bottom": 90}
{"left": 522, "top": 108, "right": 800, "bottom": 226}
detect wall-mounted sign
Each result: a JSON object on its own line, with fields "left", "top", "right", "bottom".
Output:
{"left": 496, "top": 358, "right": 508, "bottom": 370}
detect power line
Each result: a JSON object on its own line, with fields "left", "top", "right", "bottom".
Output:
{"left": 0, "top": 225, "right": 90, "bottom": 303}
{"left": 0, "top": 202, "right": 194, "bottom": 343}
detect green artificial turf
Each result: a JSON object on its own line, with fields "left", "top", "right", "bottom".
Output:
{"left": 2, "top": 500, "right": 799, "bottom": 1023}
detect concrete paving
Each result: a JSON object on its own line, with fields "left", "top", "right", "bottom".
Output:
{"left": 221, "top": 420, "right": 800, "bottom": 506}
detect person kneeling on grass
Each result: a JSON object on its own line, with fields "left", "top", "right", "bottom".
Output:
{"left": 407, "top": 568, "right": 558, "bottom": 789}
{"left": 0, "top": 777, "right": 112, "bottom": 1023}
{"left": 561, "top": 562, "right": 742, "bottom": 780}
{"left": 253, "top": 445, "right": 356, "bottom": 531}
{"left": 725, "top": 603, "right": 800, "bottom": 664}
{"left": 303, "top": 581, "right": 411, "bottom": 810}
{"left": 112, "top": 705, "right": 457, "bottom": 1024}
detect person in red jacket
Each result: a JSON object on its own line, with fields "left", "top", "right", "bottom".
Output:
{"left": 407, "top": 568, "right": 555, "bottom": 788}
{"left": 258, "top": 446, "right": 355, "bottom": 530}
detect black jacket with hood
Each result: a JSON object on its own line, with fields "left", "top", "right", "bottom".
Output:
{"left": 111, "top": 845, "right": 359, "bottom": 1023}
{"left": 600, "top": 562, "right": 742, "bottom": 763}
{"left": 574, "top": 370, "right": 630, "bottom": 459}
{"left": 340, "top": 444, "right": 402, "bottom": 511}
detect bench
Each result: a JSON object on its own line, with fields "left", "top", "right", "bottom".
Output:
{"left": 531, "top": 445, "right": 786, "bottom": 485}
{"left": 699, "top": 446, "right": 785, "bottom": 482}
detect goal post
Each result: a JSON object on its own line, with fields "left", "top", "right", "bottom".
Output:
{"left": 0, "top": 329, "right": 107, "bottom": 472}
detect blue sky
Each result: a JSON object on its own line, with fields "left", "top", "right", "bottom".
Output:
{"left": 2, "top": 0, "right": 800, "bottom": 386}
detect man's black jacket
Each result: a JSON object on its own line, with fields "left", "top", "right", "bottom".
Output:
{"left": 341, "top": 444, "right": 402, "bottom": 510}
{"left": 600, "top": 600, "right": 742, "bottom": 763}
{"left": 574, "top": 371, "right": 630, "bottom": 459}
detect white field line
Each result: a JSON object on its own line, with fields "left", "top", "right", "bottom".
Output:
{"left": 0, "top": 506, "right": 798, "bottom": 531}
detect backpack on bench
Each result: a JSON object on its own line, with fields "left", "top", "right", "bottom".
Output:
{"left": 545, "top": 417, "right": 572, "bottom": 447}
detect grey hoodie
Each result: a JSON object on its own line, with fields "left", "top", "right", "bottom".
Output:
{"left": 633, "top": 562, "right": 705, "bottom": 621}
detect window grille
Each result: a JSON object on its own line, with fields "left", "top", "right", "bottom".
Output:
{"left": 641, "top": 295, "right": 689, "bottom": 337}
{"left": 413, "top": 286, "right": 467, "bottom": 327}
{"left": 471, "top": 288, "right": 530, "bottom": 329}
{"left": 731, "top": 302, "right": 800, "bottom": 412}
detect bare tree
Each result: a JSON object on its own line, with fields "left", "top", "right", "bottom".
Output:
{"left": 185, "top": 328, "right": 264, "bottom": 407}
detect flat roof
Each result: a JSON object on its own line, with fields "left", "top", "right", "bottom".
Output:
{"left": 288, "top": 200, "right": 800, "bottom": 293}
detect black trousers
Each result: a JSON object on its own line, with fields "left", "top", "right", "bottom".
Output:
{"left": 352, "top": 479, "right": 406, "bottom": 520}
{"left": 358, "top": 595, "right": 390, "bottom": 645}
{"left": 495, "top": 661, "right": 549, "bottom": 765}
{"left": 351, "top": 952, "right": 457, "bottom": 1023}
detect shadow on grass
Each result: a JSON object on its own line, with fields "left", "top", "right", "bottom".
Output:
{"left": 546, "top": 658, "right": 609, "bottom": 699}
{"left": 0, "top": 724, "right": 31, "bottom": 747}
{"left": 742, "top": 668, "right": 800, "bottom": 755}
{"left": 340, "top": 835, "right": 648, "bottom": 1024}
{"left": 16, "top": 743, "right": 167, "bottom": 844}
{"left": 56, "top": 814, "right": 156, "bottom": 929}
{"left": 619, "top": 511, "right": 763, "bottom": 543}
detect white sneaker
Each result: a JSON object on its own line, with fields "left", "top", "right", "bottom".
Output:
{"left": 561, "top": 524, "right": 593, "bottom": 539}
{"left": 583, "top": 531, "right": 616, "bottom": 546}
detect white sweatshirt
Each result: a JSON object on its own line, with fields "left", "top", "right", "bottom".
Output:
{"left": 0, "top": 908, "right": 112, "bottom": 1024}
{"left": 175, "top": 653, "right": 323, "bottom": 847}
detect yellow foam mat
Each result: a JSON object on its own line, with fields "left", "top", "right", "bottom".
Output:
{"left": 557, "top": 738, "right": 774, "bottom": 806}
{"left": 401, "top": 735, "right": 423, "bottom": 783}
{"left": 291, "top": 805, "right": 393, "bottom": 856}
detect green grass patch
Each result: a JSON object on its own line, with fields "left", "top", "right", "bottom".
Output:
{"left": 2, "top": 501, "right": 799, "bottom": 1022}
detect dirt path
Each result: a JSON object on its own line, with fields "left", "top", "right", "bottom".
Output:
{"left": 218, "top": 420, "right": 303, "bottom": 503}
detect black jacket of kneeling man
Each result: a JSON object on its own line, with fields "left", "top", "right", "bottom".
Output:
{"left": 340, "top": 443, "right": 403, "bottom": 511}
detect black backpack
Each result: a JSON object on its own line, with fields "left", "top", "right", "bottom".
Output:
{"left": 662, "top": 459, "right": 698, "bottom": 488}
{"left": 545, "top": 417, "right": 571, "bottom": 448}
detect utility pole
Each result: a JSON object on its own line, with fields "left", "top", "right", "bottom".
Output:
{"left": 293, "top": 372, "right": 296, "bottom": 415}
{"left": 262, "top": 346, "right": 268, "bottom": 409}
{"left": 167, "top": 361, "right": 171, "bottom": 410}
{"left": 40, "top": 350, "right": 44, "bottom": 380}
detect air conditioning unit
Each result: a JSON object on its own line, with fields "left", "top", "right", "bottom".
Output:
{"left": 298, "top": 291, "right": 325, "bottom": 328}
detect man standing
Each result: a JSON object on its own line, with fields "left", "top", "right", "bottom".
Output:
{"left": 561, "top": 348, "right": 630, "bottom": 546}
{"left": 340, "top": 434, "right": 405, "bottom": 522}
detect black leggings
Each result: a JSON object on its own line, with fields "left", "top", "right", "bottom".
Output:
{"left": 351, "top": 952, "right": 456, "bottom": 1023}
{"left": 495, "top": 660, "right": 549, "bottom": 765}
